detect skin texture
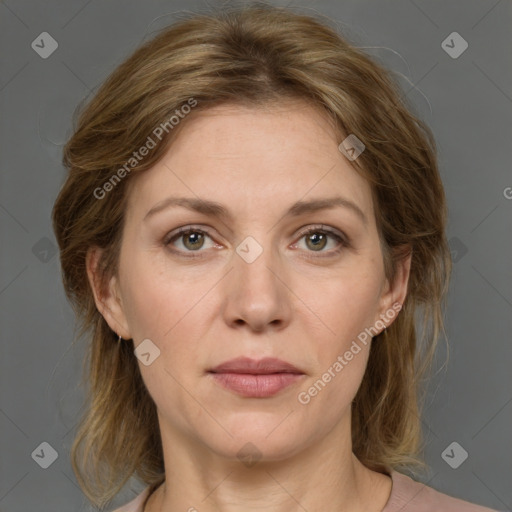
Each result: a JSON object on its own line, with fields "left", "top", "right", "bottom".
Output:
{"left": 87, "top": 100, "right": 411, "bottom": 512}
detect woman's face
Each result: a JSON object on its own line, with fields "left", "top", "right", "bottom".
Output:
{"left": 91, "top": 101, "right": 410, "bottom": 462}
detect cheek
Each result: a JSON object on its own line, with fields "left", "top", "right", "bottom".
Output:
{"left": 308, "top": 267, "right": 382, "bottom": 349}
{"left": 120, "top": 267, "right": 210, "bottom": 422}
{"left": 119, "top": 256, "right": 215, "bottom": 377}
{"left": 294, "top": 290, "right": 374, "bottom": 438}
{"left": 121, "top": 275, "right": 170, "bottom": 341}
{"left": 295, "top": 265, "right": 381, "bottom": 404}
{"left": 119, "top": 246, "right": 196, "bottom": 340}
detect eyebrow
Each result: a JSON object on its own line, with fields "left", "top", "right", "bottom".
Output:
{"left": 144, "top": 195, "right": 368, "bottom": 226}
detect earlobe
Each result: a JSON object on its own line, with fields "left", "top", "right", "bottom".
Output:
{"left": 85, "top": 246, "right": 131, "bottom": 339}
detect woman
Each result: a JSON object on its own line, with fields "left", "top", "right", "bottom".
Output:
{"left": 51, "top": 4, "right": 499, "bottom": 512}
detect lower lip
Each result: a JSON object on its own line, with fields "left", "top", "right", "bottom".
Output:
{"left": 210, "top": 372, "right": 304, "bottom": 398}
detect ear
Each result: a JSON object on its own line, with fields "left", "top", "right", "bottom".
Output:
{"left": 86, "top": 246, "right": 132, "bottom": 340}
{"left": 375, "top": 246, "right": 412, "bottom": 330}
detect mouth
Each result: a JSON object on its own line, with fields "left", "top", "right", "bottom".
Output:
{"left": 208, "top": 357, "right": 305, "bottom": 398}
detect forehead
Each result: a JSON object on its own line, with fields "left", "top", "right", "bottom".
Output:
{"left": 125, "top": 101, "right": 374, "bottom": 225}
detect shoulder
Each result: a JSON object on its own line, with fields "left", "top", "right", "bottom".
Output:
{"left": 383, "top": 470, "right": 500, "bottom": 512}
{"left": 110, "top": 486, "right": 151, "bottom": 512}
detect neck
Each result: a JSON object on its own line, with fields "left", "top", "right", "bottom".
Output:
{"left": 145, "top": 416, "right": 392, "bottom": 512}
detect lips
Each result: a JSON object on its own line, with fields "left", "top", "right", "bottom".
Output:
{"left": 208, "top": 357, "right": 305, "bottom": 398}
{"left": 209, "top": 357, "right": 303, "bottom": 375}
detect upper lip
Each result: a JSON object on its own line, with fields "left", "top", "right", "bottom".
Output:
{"left": 209, "top": 357, "right": 303, "bottom": 375}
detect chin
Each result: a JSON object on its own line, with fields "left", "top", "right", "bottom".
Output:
{"left": 195, "top": 412, "right": 311, "bottom": 464}
{"left": 211, "top": 436, "right": 306, "bottom": 466}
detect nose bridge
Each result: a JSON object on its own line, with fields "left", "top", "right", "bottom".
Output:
{"left": 234, "top": 232, "right": 282, "bottom": 294}
{"left": 223, "top": 231, "right": 291, "bottom": 330}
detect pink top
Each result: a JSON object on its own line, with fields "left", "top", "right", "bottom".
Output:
{"left": 111, "top": 470, "right": 499, "bottom": 512}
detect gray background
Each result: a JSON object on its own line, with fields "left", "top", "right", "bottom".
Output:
{"left": 1, "top": 0, "right": 511, "bottom": 511}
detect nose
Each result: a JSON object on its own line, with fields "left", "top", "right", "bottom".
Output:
{"left": 221, "top": 238, "right": 292, "bottom": 333}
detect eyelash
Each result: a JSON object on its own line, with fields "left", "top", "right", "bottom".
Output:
{"left": 163, "top": 225, "right": 350, "bottom": 259}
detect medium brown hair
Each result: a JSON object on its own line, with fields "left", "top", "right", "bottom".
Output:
{"left": 52, "top": 3, "right": 452, "bottom": 508}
